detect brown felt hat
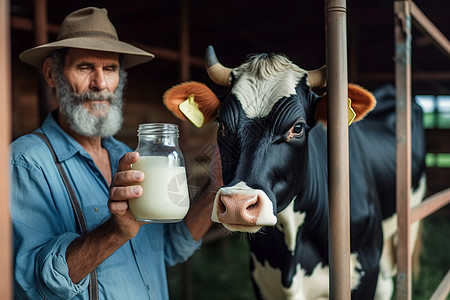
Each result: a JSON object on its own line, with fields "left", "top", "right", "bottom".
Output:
{"left": 19, "top": 7, "right": 154, "bottom": 69}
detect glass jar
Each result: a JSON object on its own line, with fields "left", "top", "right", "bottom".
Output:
{"left": 129, "top": 123, "right": 190, "bottom": 222}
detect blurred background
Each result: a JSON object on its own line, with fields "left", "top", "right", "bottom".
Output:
{"left": 9, "top": 0, "right": 450, "bottom": 299}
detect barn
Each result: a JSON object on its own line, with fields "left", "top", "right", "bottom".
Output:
{"left": 2, "top": 0, "right": 450, "bottom": 299}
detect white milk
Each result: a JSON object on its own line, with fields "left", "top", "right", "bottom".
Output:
{"left": 129, "top": 156, "right": 190, "bottom": 222}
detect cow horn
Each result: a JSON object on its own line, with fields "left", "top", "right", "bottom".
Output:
{"left": 307, "top": 65, "right": 327, "bottom": 89}
{"left": 205, "top": 45, "right": 232, "bottom": 87}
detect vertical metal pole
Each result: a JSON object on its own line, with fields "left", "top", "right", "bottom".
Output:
{"left": 394, "top": 1, "right": 412, "bottom": 300}
{"left": 325, "top": 0, "right": 351, "bottom": 299}
{"left": 0, "top": 0, "right": 12, "bottom": 298}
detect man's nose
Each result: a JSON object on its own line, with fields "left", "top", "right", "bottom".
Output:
{"left": 89, "top": 69, "right": 108, "bottom": 91}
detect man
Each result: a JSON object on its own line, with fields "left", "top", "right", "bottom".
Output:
{"left": 10, "top": 7, "right": 220, "bottom": 299}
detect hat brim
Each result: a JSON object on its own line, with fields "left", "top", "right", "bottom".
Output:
{"left": 19, "top": 37, "right": 155, "bottom": 69}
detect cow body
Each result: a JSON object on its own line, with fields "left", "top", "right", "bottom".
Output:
{"left": 163, "top": 47, "right": 426, "bottom": 299}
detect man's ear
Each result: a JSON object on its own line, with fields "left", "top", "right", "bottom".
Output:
{"left": 42, "top": 57, "right": 57, "bottom": 88}
{"left": 163, "top": 81, "right": 220, "bottom": 126}
{"left": 314, "top": 83, "right": 377, "bottom": 125}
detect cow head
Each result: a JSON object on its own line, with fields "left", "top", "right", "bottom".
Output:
{"left": 164, "top": 46, "right": 376, "bottom": 233}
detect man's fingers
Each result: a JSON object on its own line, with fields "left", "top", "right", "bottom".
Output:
{"left": 117, "top": 151, "right": 140, "bottom": 172}
{"left": 113, "top": 169, "right": 145, "bottom": 186}
{"left": 110, "top": 185, "right": 143, "bottom": 201}
{"left": 109, "top": 200, "right": 129, "bottom": 214}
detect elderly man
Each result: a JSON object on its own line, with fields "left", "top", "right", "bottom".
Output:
{"left": 10, "top": 7, "right": 220, "bottom": 300}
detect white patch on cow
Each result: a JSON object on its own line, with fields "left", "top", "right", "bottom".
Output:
{"left": 231, "top": 56, "right": 307, "bottom": 118}
{"left": 276, "top": 198, "right": 306, "bottom": 254}
{"left": 211, "top": 181, "right": 277, "bottom": 233}
{"left": 374, "top": 174, "right": 427, "bottom": 300}
{"left": 251, "top": 252, "right": 363, "bottom": 300}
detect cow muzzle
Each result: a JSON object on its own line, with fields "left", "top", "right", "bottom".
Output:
{"left": 211, "top": 182, "right": 277, "bottom": 233}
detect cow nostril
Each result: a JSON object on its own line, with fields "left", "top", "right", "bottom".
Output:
{"left": 218, "top": 198, "right": 227, "bottom": 214}
{"left": 217, "top": 194, "right": 262, "bottom": 224}
{"left": 245, "top": 197, "right": 259, "bottom": 212}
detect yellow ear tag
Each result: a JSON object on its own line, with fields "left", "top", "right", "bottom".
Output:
{"left": 179, "top": 94, "right": 205, "bottom": 128}
{"left": 348, "top": 97, "right": 356, "bottom": 125}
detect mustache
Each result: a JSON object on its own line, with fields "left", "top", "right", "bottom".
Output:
{"left": 72, "top": 90, "right": 117, "bottom": 104}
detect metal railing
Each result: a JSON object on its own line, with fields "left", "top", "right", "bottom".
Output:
{"left": 394, "top": 1, "right": 450, "bottom": 300}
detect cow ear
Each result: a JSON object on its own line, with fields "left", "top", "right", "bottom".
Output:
{"left": 314, "top": 83, "right": 376, "bottom": 126}
{"left": 163, "top": 81, "right": 220, "bottom": 126}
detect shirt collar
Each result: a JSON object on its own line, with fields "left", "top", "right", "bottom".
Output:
{"left": 39, "top": 111, "right": 118, "bottom": 163}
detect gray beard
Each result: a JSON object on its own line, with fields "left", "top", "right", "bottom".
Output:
{"left": 54, "top": 70, "right": 127, "bottom": 137}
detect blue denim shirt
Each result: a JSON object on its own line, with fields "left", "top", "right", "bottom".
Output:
{"left": 9, "top": 112, "right": 201, "bottom": 299}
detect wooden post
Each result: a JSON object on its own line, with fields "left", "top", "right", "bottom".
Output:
{"left": 34, "top": 0, "right": 53, "bottom": 123}
{"left": 394, "top": 2, "right": 412, "bottom": 299}
{"left": 180, "top": 1, "right": 193, "bottom": 299}
{"left": 0, "top": 0, "right": 12, "bottom": 298}
{"left": 325, "top": 0, "right": 351, "bottom": 299}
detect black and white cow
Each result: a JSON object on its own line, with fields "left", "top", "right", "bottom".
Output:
{"left": 163, "top": 46, "right": 426, "bottom": 300}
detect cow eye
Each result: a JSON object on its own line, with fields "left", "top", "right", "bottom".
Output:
{"left": 293, "top": 124, "right": 303, "bottom": 134}
{"left": 286, "top": 122, "right": 305, "bottom": 142}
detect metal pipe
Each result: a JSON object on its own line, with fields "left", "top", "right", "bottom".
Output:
{"left": 324, "top": 0, "right": 350, "bottom": 299}
{"left": 0, "top": 0, "right": 12, "bottom": 298}
{"left": 394, "top": 2, "right": 413, "bottom": 299}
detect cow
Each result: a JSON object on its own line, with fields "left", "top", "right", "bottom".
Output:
{"left": 163, "top": 46, "right": 426, "bottom": 300}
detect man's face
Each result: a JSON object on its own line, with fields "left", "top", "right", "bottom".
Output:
{"left": 63, "top": 48, "right": 120, "bottom": 118}
{"left": 53, "top": 48, "right": 127, "bottom": 137}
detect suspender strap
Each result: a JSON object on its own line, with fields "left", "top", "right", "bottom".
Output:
{"left": 33, "top": 132, "right": 99, "bottom": 300}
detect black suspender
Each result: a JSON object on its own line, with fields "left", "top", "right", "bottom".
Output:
{"left": 33, "top": 132, "right": 99, "bottom": 300}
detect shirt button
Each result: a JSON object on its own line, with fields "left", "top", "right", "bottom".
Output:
{"left": 94, "top": 207, "right": 99, "bottom": 212}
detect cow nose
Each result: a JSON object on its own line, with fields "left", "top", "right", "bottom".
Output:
{"left": 217, "top": 193, "right": 261, "bottom": 225}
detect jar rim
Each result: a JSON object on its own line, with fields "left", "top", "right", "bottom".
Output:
{"left": 137, "top": 123, "right": 179, "bottom": 136}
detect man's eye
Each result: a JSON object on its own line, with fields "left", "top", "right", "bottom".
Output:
{"left": 105, "top": 66, "right": 118, "bottom": 72}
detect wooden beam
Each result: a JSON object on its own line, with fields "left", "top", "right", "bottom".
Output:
{"left": 10, "top": 16, "right": 204, "bottom": 68}
{"left": 410, "top": 1, "right": 450, "bottom": 59}
{"left": 11, "top": 15, "right": 58, "bottom": 33}
{"left": 430, "top": 269, "right": 450, "bottom": 300}
{"left": 411, "top": 189, "right": 450, "bottom": 223}
{"left": 0, "top": 0, "right": 12, "bottom": 298}
{"left": 358, "top": 71, "right": 450, "bottom": 82}
{"left": 180, "top": 0, "right": 190, "bottom": 81}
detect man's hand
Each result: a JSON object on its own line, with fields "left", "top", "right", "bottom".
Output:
{"left": 108, "top": 151, "right": 145, "bottom": 240}
{"left": 67, "top": 152, "right": 145, "bottom": 283}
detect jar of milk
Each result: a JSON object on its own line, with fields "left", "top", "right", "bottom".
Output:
{"left": 129, "top": 123, "right": 190, "bottom": 222}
